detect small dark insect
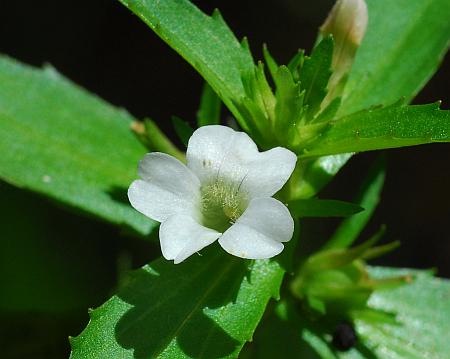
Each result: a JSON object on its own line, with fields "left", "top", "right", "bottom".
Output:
{"left": 332, "top": 321, "right": 357, "bottom": 351}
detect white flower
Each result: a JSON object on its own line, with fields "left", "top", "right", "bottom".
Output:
{"left": 128, "top": 125, "right": 297, "bottom": 264}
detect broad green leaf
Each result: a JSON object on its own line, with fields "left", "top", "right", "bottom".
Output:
{"left": 298, "top": 102, "right": 450, "bottom": 158}
{"left": 341, "top": 0, "right": 450, "bottom": 115}
{"left": 300, "top": 36, "right": 333, "bottom": 121}
{"left": 171, "top": 116, "right": 194, "bottom": 147}
{"left": 118, "top": 0, "right": 254, "bottom": 126}
{"left": 0, "top": 55, "right": 154, "bottom": 235}
{"left": 324, "top": 158, "right": 385, "bottom": 249}
{"left": 196, "top": 82, "right": 222, "bottom": 127}
{"left": 288, "top": 199, "right": 363, "bottom": 218}
{"left": 70, "top": 247, "right": 285, "bottom": 359}
{"left": 248, "top": 267, "right": 450, "bottom": 359}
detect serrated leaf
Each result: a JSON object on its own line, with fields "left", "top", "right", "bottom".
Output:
{"left": 196, "top": 82, "right": 222, "bottom": 127}
{"left": 70, "top": 247, "right": 285, "bottom": 359}
{"left": 171, "top": 116, "right": 194, "bottom": 147}
{"left": 324, "top": 158, "right": 385, "bottom": 249}
{"left": 118, "top": 0, "right": 254, "bottom": 128}
{"left": 288, "top": 199, "right": 363, "bottom": 218}
{"left": 0, "top": 55, "right": 154, "bottom": 235}
{"left": 274, "top": 66, "right": 304, "bottom": 137}
{"left": 298, "top": 102, "right": 450, "bottom": 158}
{"left": 302, "top": 0, "right": 450, "bottom": 194}
{"left": 341, "top": 0, "right": 450, "bottom": 115}
{"left": 300, "top": 36, "right": 334, "bottom": 120}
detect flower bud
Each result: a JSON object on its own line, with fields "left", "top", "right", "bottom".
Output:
{"left": 320, "top": 0, "right": 368, "bottom": 105}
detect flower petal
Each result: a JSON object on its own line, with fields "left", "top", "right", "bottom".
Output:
{"left": 242, "top": 147, "right": 297, "bottom": 198}
{"left": 186, "top": 125, "right": 297, "bottom": 197}
{"left": 128, "top": 152, "right": 201, "bottom": 222}
{"left": 160, "top": 215, "right": 221, "bottom": 264}
{"left": 218, "top": 197, "right": 294, "bottom": 259}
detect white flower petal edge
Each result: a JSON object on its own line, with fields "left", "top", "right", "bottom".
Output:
{"left": 128, "top": 153, "right": 201, "bottom": 222}
{"left": 128, "top": 125, "right": 297, "bottom": 264}
{"left": 218, "top": 197, "right": 294, "bottom": 259}
{"left": 186, "top": 125, "right": 297, "bottom": 198}
{"left": 160, "top": 214, "right": 221, "bottom": 264}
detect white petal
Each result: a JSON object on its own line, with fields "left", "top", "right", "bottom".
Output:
{"left": 128, "top": 153, "right": 201, "bottom": 222}
{"left": 159, "top": 215, "right": 221, "bottom": 264}
{"left": 218, "top": 198, "right": 294, "bottom": 259}
{"left": 186, "top": 125, "right": 297, "bottom": 197}
{"left": 241, "top": 147, "right": 297, "bottom": 198}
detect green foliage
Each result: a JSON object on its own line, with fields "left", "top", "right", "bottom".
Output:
{"left": 0, "top": 55, "right": 154, "bottom": 235}
{"left": 293, "top": 154, "right": 353, "bottom": 199}
{"left": 341, "top": 0, "right": 450, "bottom": 115}
{"left": 1, "top": 0, "right": 449, "bottom": 357}
{"left": 298, "top": 101, "right": 450, "bottom": 157}
{"left": 273, "top": 65, "right": 304, "bottom": 139}
{"left": 247, "top": 267, "right": 450, "bottom": 359}
{"left": 324, "top": 158, "right": 386, "bottom": 249}
{"left": 288, "top": 199, "right": 363, "bottom": 218}
{"left": 300, "top": 36, "right": 334, "bottom": 121}
{"left": 70, "top": 247, "right": 285, "bottom": 359}
{"left": 299, "top": 0, "right": 450, "bottom": 191}
{"left": 117, "top": 0, "right": 254, "bottom": 128}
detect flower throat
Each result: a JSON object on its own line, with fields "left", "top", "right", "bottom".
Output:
{"left": 200, "top": 179, "right": 248, "bottom": 232}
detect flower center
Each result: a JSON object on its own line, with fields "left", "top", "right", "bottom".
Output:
{"left": 200, "top": 178, "right": 248, "bottom": 232}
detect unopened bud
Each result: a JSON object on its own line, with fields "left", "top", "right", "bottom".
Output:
{"left": 320, "top": 0, "right": 368, "bottom": 106}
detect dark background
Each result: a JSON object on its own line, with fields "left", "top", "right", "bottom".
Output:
{"left": 0, "top": 0, "right": 448, "bottom": 357}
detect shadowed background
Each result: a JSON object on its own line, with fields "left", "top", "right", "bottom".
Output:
{"left": 0, "top": 0, "right": 448, "bottom": 357}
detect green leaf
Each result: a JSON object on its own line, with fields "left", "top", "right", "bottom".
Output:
{"left": 249, "top": 267, "right": 450, "bottom": 359}
{"left": 299, "top": 102, "right": 450, "bottom": 158}
{"left": 0, "top": 55, "right": 154, "bottom": 235}
{"left": 341, "top": 0, "right": 450, "bottom": 115}
{"left": 196, "top": 82, "right": 222, "bottom": 127}
{"left": 274, "top": 66, "right": 304, "bottom": 136}
{"left": 300, "top": 36, "right": 333, "bottom": 120}
{"left": 171, "top": 116, "right": 194, "bottom": 147}
{"left": 324, "top": 158, "right": 385, "bottom": 249}
{"left": 288, "top": 199, "right": 363, "bottom": 218}
{"left": 293, "top": 153, "right": 352, "bottom": 199}
{"left": 287, "top": 49, "right": 305, "bottom": 83}
{"left": 302, "top": 0, "right": 450, "bottom": 193}
{"left": 262, "top": 44, "right": 279, "bottom": 82}
{"left": 118, "top": 0, "right": 254, "bottom": 126}
{"left": 70, "top": 247, "right": 285, "bottom": 359}
{"left": 350, "top": 267, "right": 450, "bottom": 359}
